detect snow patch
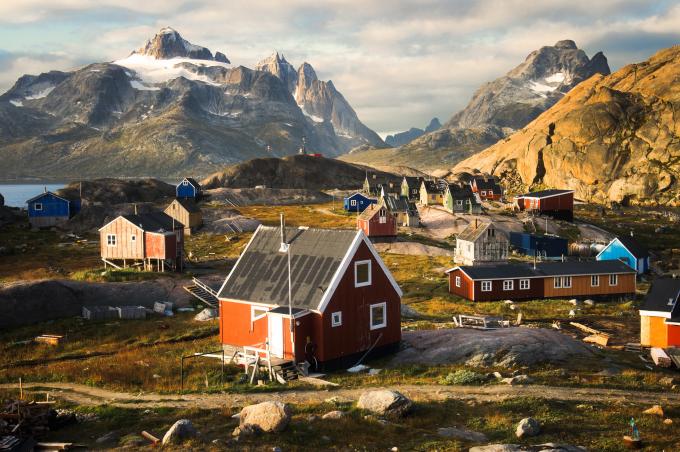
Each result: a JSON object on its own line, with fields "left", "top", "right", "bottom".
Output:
{"left": 9, "top": 99, "right": 23, "bottom": 107}
{"left": 299, "top": 104, "right": 324, "bottom": 123}
{"left": 114, "top": 54, "right": 229, "bottom": 86}
{"left": 130, "top": 79, "right": 160, "bottom": 91}
{"left": 545, "top": 72, "right": 566, "bottom": 84}
{"left": 25, "top": 86, "right": 54, "bottom": 100}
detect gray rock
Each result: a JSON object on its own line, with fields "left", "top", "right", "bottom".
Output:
{"left": 515, "top": 417, "right": 541, "bottom": 438}
{"left": 569, "top": 299, "right": 581, "bottom": 306}
{"left": 194, "top": 308, "right": 217, "bottom": 321}
{"left": 583, "top": 299, "right": 595, "bottom": 306}
{"left": 322, "top": 410, "right": 345, "bottom": 420}
{"left": 162, "top": 419, "right": 197, "bottom": 445}
{"left": 357, "top": 390, "right": 413, "bottom": 418}
{"left": 502, "top": 375, "right": 532, "bottom": 385}
{"left": 239, "top": 401, "right": 291, "bottom": 433}
{"left": 437, "top": 426, "right": 488, "bottom": 442}
{"left": 232, "top": 424, "right": 261, "bottom": 437}
{"left": 95, "top": 432, "right": 119, "bottom": 444}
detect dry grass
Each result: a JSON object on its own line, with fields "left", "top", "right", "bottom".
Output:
{"left": 236, "top": 202, "right": 358, "bottom": 229}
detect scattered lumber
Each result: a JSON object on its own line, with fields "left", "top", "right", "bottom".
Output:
{"left": 625, "top": 343, "right": 643, "bottom": 353}
{"left": 583, "top": 334, "right": 610, "bottom": 347}
{"left": 34, "top": 335, "right": 64, "bottom": 346}
{"left": 454, "top": 314, "right": 510, "bottom": 330}
{"left": 0, "top": 400, "right": 51, "bottom": 438}
{"left": 569, "top": 322, "right": 610, "bottom": 337}
{"left": 141, "top": 431, "right": 160, "bottom": 446}
{"left": 34, "top": 442, "right": 81, "bottom": 451}
{"left": 650, "top": 348, "right": 672, "bottom": 368}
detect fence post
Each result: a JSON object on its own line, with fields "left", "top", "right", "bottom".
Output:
{"left": 180, "top": 356, "right": 184, "bottom": 393}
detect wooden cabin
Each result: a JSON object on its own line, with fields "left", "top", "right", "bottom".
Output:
{"left": 362, "top": 173, "right": 400, "bottom": 197}
{"left": 26, "top": 191, "right": 80, "bottom": 228}
{"left": 470, "top": 176, "right": 502, "bottom": 201}
{"left": 515, "top": 189, "right": 574, "bottom": 221}
{"left": 99, "top": 212, "right": 184, "bottom": 271}
{"left": 217, "top": 226, "right": 403, "bottom": 371}
{"left": 380, "top": 195, "right": 419, "bottom": 227}
{"left": 443, "top": 183, "right": 482, "bottom": 214}
{"left": 454, "top": 220, "right": 508, "bottom": 265}
{"left": 357, "top": 203, "right": 397, "bottom": 239}
{"left": 401, "top": 176, "right": 422, "bottom": 201}
{"left": 419, "top": 180, "right": 444, "bottom": 205}
{"left": 639, "top": 278, "right": 680, "bottom": 348}
{"left": 176, "top": 177, "right": 202, "bottom": 200}
{"left": 597, "top": 236, "right": 650, "bottom": 275}
{"left": 343, "top": 192, "right": 376, "bottom": 213}
{"left": 164, "top": 198, "right": 203, "bottom": 235}
{"left": 446, "top": 260, "right": 636, "bottom": 302}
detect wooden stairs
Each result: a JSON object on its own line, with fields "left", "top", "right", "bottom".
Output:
{"left": 272, "top": 361, "right": 300, "bottom": 383}
{"left": 184, "top": 277, "right": 219, "bottom": 307}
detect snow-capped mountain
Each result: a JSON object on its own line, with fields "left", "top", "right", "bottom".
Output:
{"left": 0, "top": 28, "right": 383, "bottom": 179}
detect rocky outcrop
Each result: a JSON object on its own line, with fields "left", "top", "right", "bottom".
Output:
{"left": 515, "top": 418, "right": 541, "bottom": 438}
{"left": 357, "top": 390, "right": 413, "bottom": 418}
{"left": 454, "top": 45, "right": 680, "bottom": 206}
{"left": 133, "top": 27, "right": 228, "bottom": 62}
{"left": 162, "top": 419, "right": 197, "bottom": 445}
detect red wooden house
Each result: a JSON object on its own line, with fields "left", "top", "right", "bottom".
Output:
{"left": 470, "top": 176, "right": 503, "bottom": 201}
{"left": 515, "top": 189, "right": 574, "bottom": 221}
{"left": 357, "top": 203, "right": 397, "bottom": 239}
{"left": 217, "top": 225, "right": 403, "bottom": 370}
{"left": 99, "top": 212, "right": 184, "bottom": 271}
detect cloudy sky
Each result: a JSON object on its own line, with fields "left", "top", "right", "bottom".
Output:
{"left": 0, "top": 0, "right": 678, "bottom": 136}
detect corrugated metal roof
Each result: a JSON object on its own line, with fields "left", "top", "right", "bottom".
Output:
{"left": 518, "top": 189, "right": 573, "bottom": 198}
{"left": 457, "top": 221, "right": 494, "bottom": 242}
{"left": 640, "top": 278, "right": 680, "bottom": 314}
{"left": 218, "top": 226, "right": 358, "bottom": 310}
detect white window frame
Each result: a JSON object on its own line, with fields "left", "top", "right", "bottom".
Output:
{"left": 354, "top": 260, "right": 372, "bottom": 287}
{"left": 350, "top": 199, "right": 357, "bottom": 206}
{"left": 455, "top": 276, "right": 461, "bottom": 287}
{"left": 331, "top": 311, "right": 342, "bottom": 327}
{"left": 480, "top": 190, "right": 486, "bottom": 196}
{"left": 369, "top": 302, "right": 387, "bottom": 330}
{"left": 456, "top": 199, "right": 463, "bottom": 206}
{"left": 106, "top": 234, "right": 117, "bottom": 247}
{"left": 554, "top": 277, "right": 562, "bottom": 289}
{"left": 379, "top": 215, "right": 387, "bottom": 224}
{"left": 481, "top": 280, "right": 492, "bottom": 292}
{"left": 591, "top": 275, "right": 600, "bottom": 287}
{"left": 130, "top": 234, "right": 136, "bottom": 244}
{"left": 562, "top": 276, "right": 572, "bottom": 288}
{"left": 182, "top": 180, "right": 189, "bottom": 186}
{"left": 519, "top": 279, "right": 530, "bottom": 290}
{"left": 609, "top": 274, "right": 618, "bottom": 286}
{"left": 251, "top": 306, "right": 268, "bottom": 322}
{"left": 503, "top": 280, "right": 514, "bottom": 291}
{"left": 34, "top": 202, "right": 43, "bottom": 211}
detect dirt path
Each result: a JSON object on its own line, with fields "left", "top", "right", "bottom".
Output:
{"left": 3, "top": 382, "right": 678, "bottom": 410}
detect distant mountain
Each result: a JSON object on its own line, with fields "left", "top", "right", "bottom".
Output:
{"left": 342, "top": 40, "right": 610, "bottom": 171}
{"left": 384, "top": 117, "right": 441, "bottom": 147}
{"left": 453, "top": 45, "right": 680, "bottom": 206}
{"left": 0, "top": 28, "right": 383, "bottom": 179}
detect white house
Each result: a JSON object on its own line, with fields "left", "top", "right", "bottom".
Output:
{"left": 454, "top": 220, "right": 508, "bottom": 265}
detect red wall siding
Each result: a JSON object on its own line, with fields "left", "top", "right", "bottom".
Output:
{"left": 145, "top": 233, "right": 167, "bottom": 259}
{"left": 219, "top": 300, "right": 269, "bottom": 349}
{"left": 448, "top": 269, "right": 474, "bottom": 300}
{"left": 539, "top": 193, "right": 573, "bottom": 211}
{"left": 667, "top": 324, "right": 680, "bottom": 347}
{"left": 357, "top": 213, "right": 397, "bottom": 237}
{"left": 472, "top": 278, "right": 544, "bottom": 302}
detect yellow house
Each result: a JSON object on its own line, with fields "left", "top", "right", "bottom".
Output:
{"left": 419, "top": 180, "right": 444, "bottom": 205}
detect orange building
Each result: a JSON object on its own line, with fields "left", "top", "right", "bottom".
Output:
{"left": 639, "top": 278, "right": 680, "bottom": 348}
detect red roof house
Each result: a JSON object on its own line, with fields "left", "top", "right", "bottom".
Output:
{"left": 357, "top": 203, "right": 397, "bottom": 239}
{"left": 217, "top": 225, "right": 403, "bottom": 371}
{"left": 515, "top": 189, "right": 574, "bottom": 221}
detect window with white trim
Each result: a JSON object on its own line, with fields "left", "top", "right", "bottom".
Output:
{"left": 182, "top": 180, "right": 189, "bottom": 186}
{"left": 591, "top": 275, "right": 600, "bottom": 287}
{"left": 481, "top": 280, "right": 492, "bottom": 292}
{"left": 354, "top": 260, "right": 372, "bottom": 287}
{"left": 456, "top": 200, "right": 463, "bottom": 206}
{"left": 350, "top": 199, "right": 357, "bottom": 206}
{"left": 554, "top": 277, "right": 562, "bottom": 289}
{"left": 519, "top": 279, "right": 530, "bottom": 290}
{"left": 503, "top": 280, "right": 514, "bottom": 291}
{"left": 251, "top": 306, "right": 268, "bottom": 322}
{"left": 379, "top": 215, "right": 387, "bottom": 224}
{"left": 481, "top": 190, "right": 486, "bottom": 196}
{"left": 34, "top": 202, "right": 43, "bottom": 211}
{"left": 609, "top": 274, "right": 618, "bottom": 286}
{"left": 455, "top": 276, "right": 461, "bottom": 287}
{"left": 370, "top": 302, "right": 387, "bottom": 330}
{"left": 106, "top": 234, "right": 117, "bottom": 246}
{"left": 562, "top": 276, "right": 572, "bottom": 288}
{"left": 331, "top": 311, "right": 342, "bottom": 327}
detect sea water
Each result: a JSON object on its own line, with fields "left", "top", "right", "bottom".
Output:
{"left": 0, "top": 183, "right": 66, "bottom": 208}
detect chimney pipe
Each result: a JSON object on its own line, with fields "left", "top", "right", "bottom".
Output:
{"left": 533, "top": 251, "right": 537, "bottom": 270}
{"left": 279, "top": 213, "right": 288, "bottom": 252}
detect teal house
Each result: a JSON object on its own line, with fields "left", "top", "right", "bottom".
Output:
{"left": 596, "top": 236, "right": 649, "bottom": 275}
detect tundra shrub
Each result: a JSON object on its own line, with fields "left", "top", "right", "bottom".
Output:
{"left": 439, "top": 369, "right": 486, "bottom": 386}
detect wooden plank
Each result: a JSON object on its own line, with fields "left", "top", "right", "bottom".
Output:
{"left": 583, "top": 334, "right": 610, "bottom": 346}
{"left": 570, "top": 322, "right": 610, "bottom": 337}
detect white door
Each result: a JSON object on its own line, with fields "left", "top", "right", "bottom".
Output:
{"left": 268, "top": 315, "right": 284, "bottom": 358}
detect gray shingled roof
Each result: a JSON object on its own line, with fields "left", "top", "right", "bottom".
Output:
{"left": 614, "top": 236, "right": 650, "bottom": 259}
{"left": 123, "top": 211, "right": 183, "bottom": 232}
{"left": 640, "top": 278, "right": 680, "bottom": 314}
{"left": 450, "top": 260, "right": 636, "bottom": 279}
{"left": 473, "top": 177, "right": 501, "bottom": 193}
{"left": 217, "top": 226, "right": 359, "bottom": 310}
{"left": 382, "top": 196, "right": 417, "bottom": 215}
{"left": 175, "top": 198, "right": 201, "bottom": 213}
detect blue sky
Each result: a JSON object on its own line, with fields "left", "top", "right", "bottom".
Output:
{"left": 1, "top": 0, "right": 678, "bottom": 135}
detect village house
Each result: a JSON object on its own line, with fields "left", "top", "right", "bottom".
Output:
{"left": 419, "top": 180, "right": 445, "bottom": 205}
{"left": 217, "top": 225, "right": 403, "bottom": 371}
{"left": 164, "top": 198, "right": 203, "bottom": 235}
{"left": 639, "top": 278, "right": 680, "bottom": 348}
{"left": 470, "top": 176, "right": 503, "bottom": 201}
{"left": 362, "top": 173, "right": 400, "bottom": 197}
{"left": 401, "top": 176, "right": 422, "bottom": 201}
{"left": 357, "top": 203, "right": 398, "bottom": 239}
{"left": 509, "top": 232, "right": 569, "bottom": 259}
{"left": 343, "top": 192, "right": 376, "bottom": 213}
{"left": 443, "top": 183, "right": 482, "bottom": 214}
{"left": 380, "top": 195, "right": 419, "bottom": 227}
{"left": 515, "top": 189, "right": 574, "bottom": 221}
{"left": 454, "top": 220, "right": 508, "bottom": 265}
{"left": 446, "top": 260, "right": 636, "bottom": 302}
{"left": 26, "top": 190, "right": 81, "bottom": 228}
{"left": 176, "top": 177, "right": 202, "bottom": 200}
{"left": 99, "top": 211, "right": 184, "bottom": 271}
{"left": 597, "top": 235, "right": 650, "bottom": 275}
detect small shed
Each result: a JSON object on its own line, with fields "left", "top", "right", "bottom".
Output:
{"left": 515, "top": 189, "right": 574, "bottom": 221}
{"left": 357, "top": 203, "right": 397, "bottom": 239}
{"left": 164, "top": 198, "right": 203, "bottom": 235}
{"left": 509, "top": 232, "right": 569, "bottom": 258}
{"left": 343, "top": 192, "right": 376, "bottom": 213}
{"left": 26, "top": 191, "right": 81, "bottom": 228}
{"left": 596, "top": 236, "right": 649, "bottom": 274}
{"left": 176, "top": 177, "right": 202, "bottom": 200}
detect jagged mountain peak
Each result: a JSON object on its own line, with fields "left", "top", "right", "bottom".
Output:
{"left": 132, "top": 27, "right": 229, "bottom": 63}
{"left": 554, "top": 39, "right": 577, "bottom": 50}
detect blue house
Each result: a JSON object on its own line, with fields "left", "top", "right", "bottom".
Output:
{"left": 343, "top": 192, "right": 376, "bottom": 212}
{"left": 176, "top": 178, "right": 202, "bottom": 200}
{"left": 596, "top": 235, "right": 649, "bottom": 274}
{"left": 509, "top": 232, "right": 568, "bottom": 258}
{"left": 26, "top": 191, "right": 81, "bottom": 228}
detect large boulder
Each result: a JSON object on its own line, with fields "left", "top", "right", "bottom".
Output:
{"left": 357, "top": 390, "right": 413, "bottom": 418}
{"left": 437, "top": 426, "right": 488, "bottom": 442}
{"left": 239, "top": 401, "right": 291, "bottom": 433}
{"left": 515, "top": 417, "right": 541, "bottom": 438}
{"left": 162, "top": 419, "right": 197, "bottom": 445}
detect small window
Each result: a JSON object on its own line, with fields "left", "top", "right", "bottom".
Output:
{"left": 331, "top": 311, "right": 342, "bottom": 327}
{"left": 520, "top": 279, "right": 530, "bottom": 290}
{"left": 379, "top": 215, "right": 387, "bottom": 224}
{"left": 554, "top": 277, "right": 562, "bottom": 289}
{"left": 456, "top": 200, "right": 463, "bottom": 206}
{"left": 182, "top": 180, "right": 189, "bottom": 186}
{"left": 503, "top": 280, "right": 514, "bottom": 291}
{"left": 591, "top": 275, "right": 599, "bottom": 287}
{"left": 251, "top": 306, "right": 267, "bottom": 322}
{"left": 34, "top": 202, "right": 43, "bottom": 211}
{"left": 106, "top": 234, "right": 117, "bottom": 246}
{"left": 355, "top": 260, "right": 372, "bottom": 287}
{"left": 481, "top": 190, "right": 486, "bottom": 196}
{"left": 370, "top": 302, "right": 387, "bottom": 330}
{"left": 455, "top": 276, "right": 461, "bottom": 287}
{"left": 481, "top": 280, "right": 492, "bottom": 292}
{"left": 350, "top": 199, "right": 357, "bottom": 206}
{"left": 130, "top": 235, "right": 136, "bottom": 243}
{"left": 562, "top": 276, "right": 572, "bottom": 288}
{"left": 609, "top": 274, "right": 618, "bottom": 286}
